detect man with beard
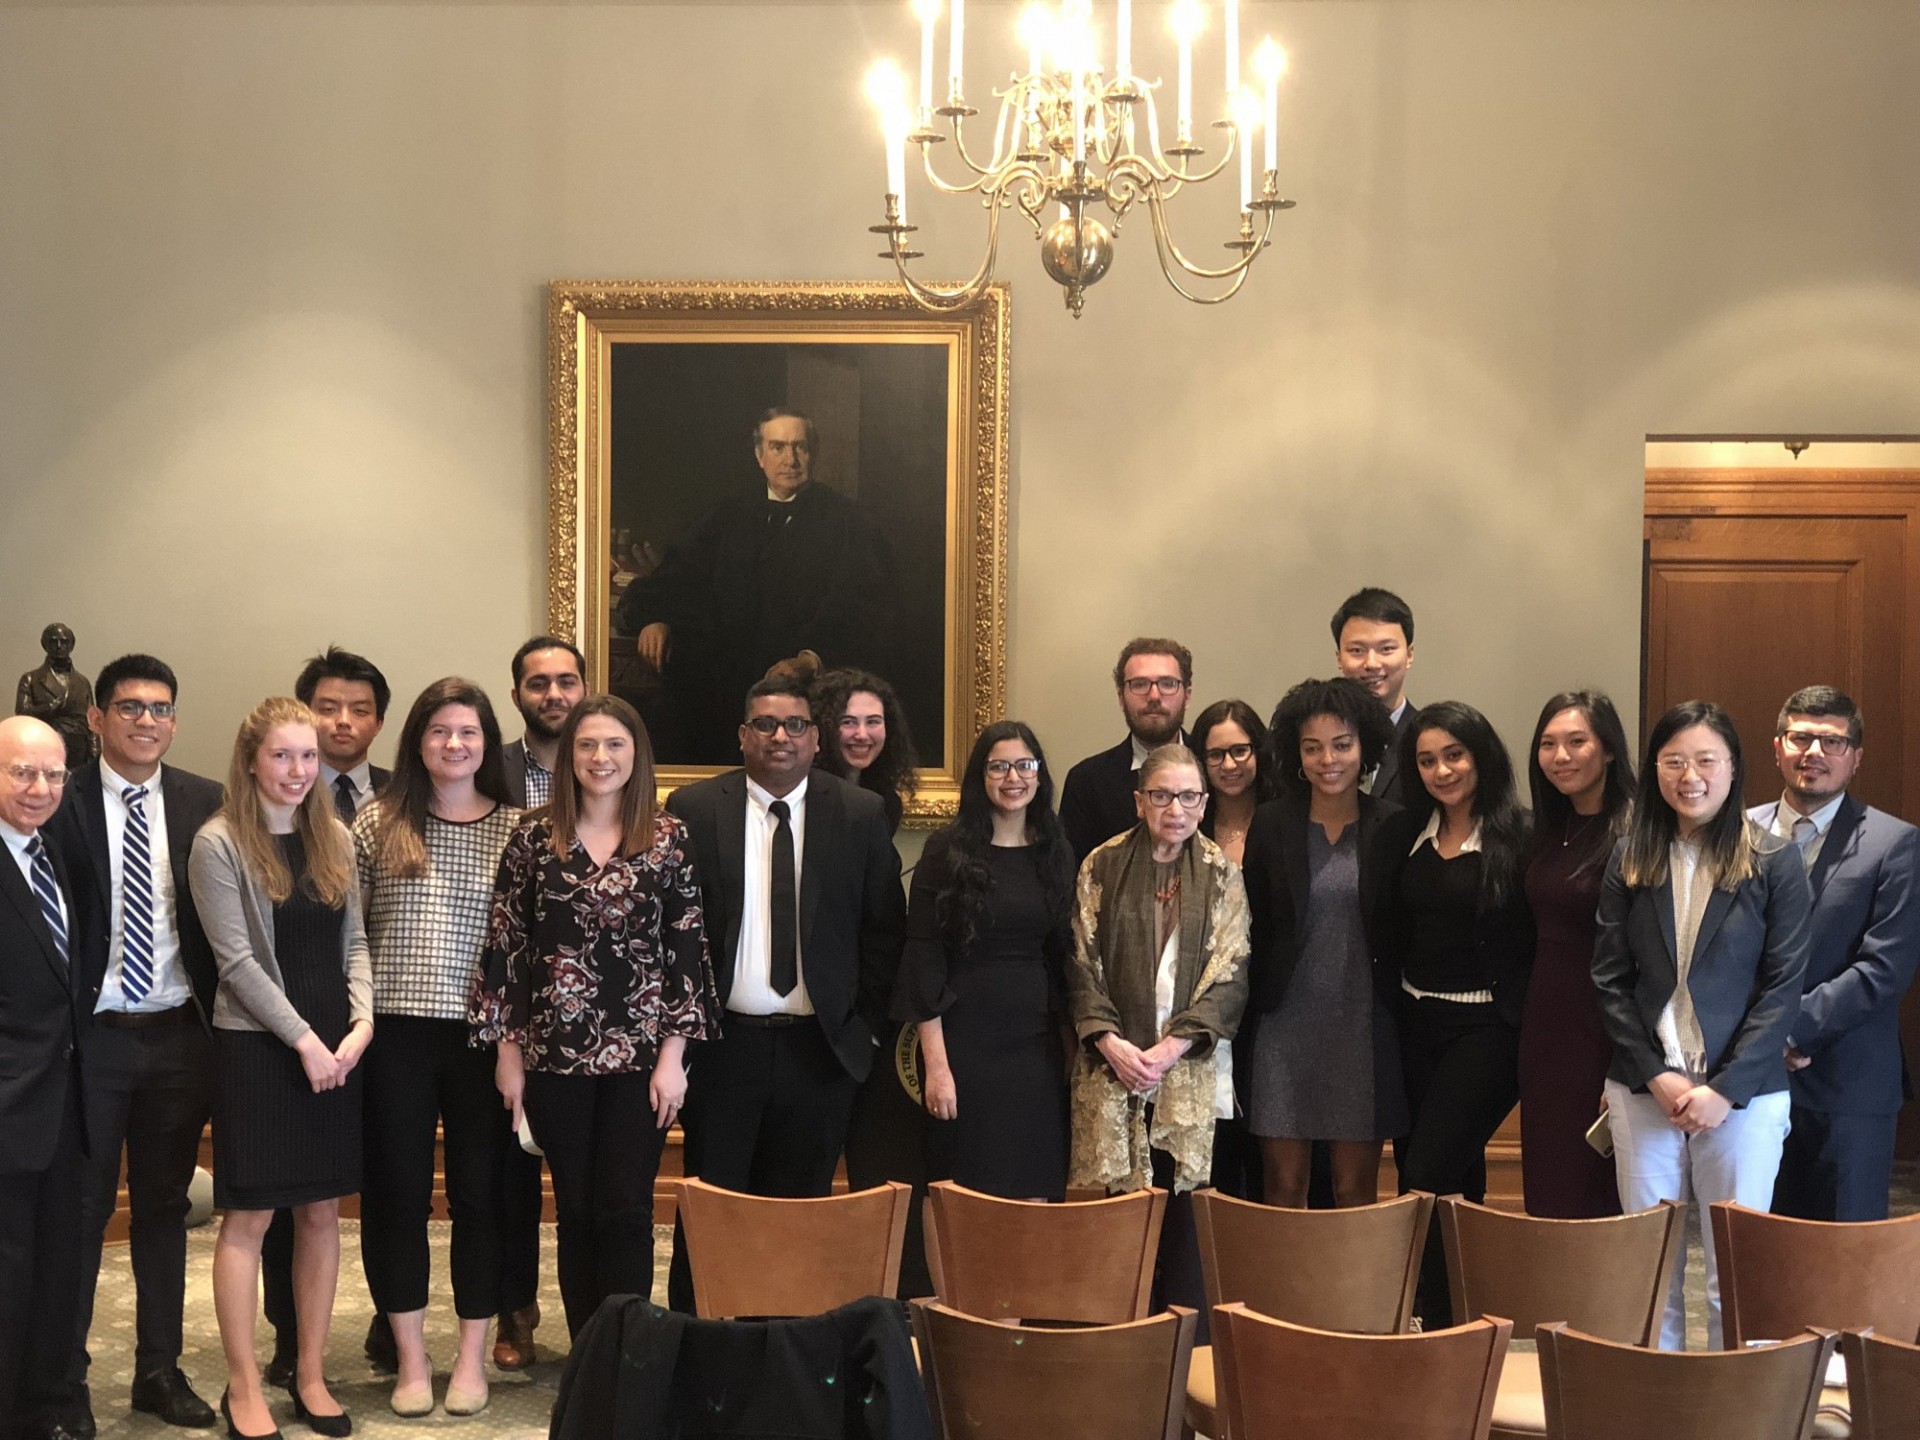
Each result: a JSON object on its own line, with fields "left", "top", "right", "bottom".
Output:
{"left": 1060, "top": 638, "right": 1193, "bottom": 865}
{"left": 1748, "top": 686, "right": 1920, "bottom": 1221}
{"left": 1330, "top": 587, "right": 1417, "bottom": 807}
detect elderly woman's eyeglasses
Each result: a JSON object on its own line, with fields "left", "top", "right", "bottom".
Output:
{"left": 1144, "top": 788, "right": 1206, "bottom": 810}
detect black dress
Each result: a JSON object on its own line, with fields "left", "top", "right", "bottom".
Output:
{"left": 213, "top": 832, "right": 363, "bottom": 1209}
{"left": 893, "top": 837, "right": 1071, "bottom": 1201}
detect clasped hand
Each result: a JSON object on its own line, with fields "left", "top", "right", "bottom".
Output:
{"left": 1096, "top": 1033, "right": 1192, "bottom": 1094}
{"left": 295, "top": 1021, "right": 371, "bottom": 1094}
{"left": 1647, "top": 1070, "right": 1731, "bottom": 1134}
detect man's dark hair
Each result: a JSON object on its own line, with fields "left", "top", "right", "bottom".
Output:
{"left": 744, "top": 673, "right": 813, "bottom": 718}
{"left": 753, "top": 406, "right": 819, "bottom": 456}
{"left": 1110, "top": 637, "right": 1193, "bottom": 691}
{"left": 1778, "top": 685, "right": 1863, "bottom": 747}
{"left": 94, "top": 653, "right": 179, "bottom": 708}
{"left": 510, "top": 635, "right": 587, "bottom": 689}
{"left": 1330, "top": 586, "right": 1415, "bottom": 645}
{"left": 294, "top": 646, "right": 392, "bottom": 720}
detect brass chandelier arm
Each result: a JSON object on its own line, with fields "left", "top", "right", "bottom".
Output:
{"left": 886, "top": 185, "right": 1012, "bottom": 312}
{"left": 1143, "top": 183, "right": 1275, "bottom": 287}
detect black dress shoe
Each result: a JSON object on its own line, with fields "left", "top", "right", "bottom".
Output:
{"left": 38, "top": 1425, "right": 93, "bottom": 1440}
{"left": 362, "top": 1313, "right": 397, "bottom": 1375}
{"left": 218, "top": 1390, "right": 282, "bottom": 1440}
{"left": 290, "top": 1388, "right": 352, "bottom": 1438}
{"left": 132, "top": 1368, "right": 217, "bottom": 1429}
{"left": 263, "top": 1337, "right": 296, "bottom": 1390}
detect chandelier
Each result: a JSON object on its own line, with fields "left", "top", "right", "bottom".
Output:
{"left": 864, "top": 0, "right": 1293, "bottom": 317}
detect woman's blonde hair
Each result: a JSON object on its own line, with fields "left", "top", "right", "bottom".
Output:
{"left": 220, "top": 696, "right": 355, "bottom": 906}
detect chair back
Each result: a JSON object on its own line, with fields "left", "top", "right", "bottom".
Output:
{"left": 1840, "top": 1329, "right": 1920, "bottom": 1440}
{"left": 1210, "top": 1304, "right": 1511, "bottom": 1440}
{"left": 923, "top": 1180, "right": 1164, "bottom": 1324}
{"left": 676, "top": 1177, "right": 911, "bottom": 1319}
{"left": 910, "top": 1298, "right": 1196, "bottom": 1440}
{"left": 1709, "top": 1203, "right": 1920, "bottom": 1348}
{"left": 1439, "top": 1196, "right": 1684, "bottom": 1344}
{"left": 1536, "top": 1322, "right": 1834, "bottom": 1440}
{"left": 1193, "top": 1187, "right": 1433, "bottom": 1334}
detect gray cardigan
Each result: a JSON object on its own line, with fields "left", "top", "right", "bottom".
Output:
{"left": 188, "top": 814, "right": 374, "bottom": 1046}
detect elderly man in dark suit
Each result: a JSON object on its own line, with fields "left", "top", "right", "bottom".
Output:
{"left": 44, "top": 656, "right": 224, "bottom": 1436}
{"left": 0, "top": 714, "right": 97, "bottom": 1440}
{"left": 1749, "top": 686, "right": 1920, "bottom": 1222}
{"left": 664, "top": 674, "right": 906, "bottom": 1309}
{"left": 1059, "top": 638, "right": 1193, "bottom": 865}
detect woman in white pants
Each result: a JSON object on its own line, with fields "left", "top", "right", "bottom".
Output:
{"left": 1591, "top": 699, "right": 1811, "bottom": 1350}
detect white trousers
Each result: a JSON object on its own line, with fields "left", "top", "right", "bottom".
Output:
{"left": 1604, "top": 1079, "right": 1792, "bottom": 1350}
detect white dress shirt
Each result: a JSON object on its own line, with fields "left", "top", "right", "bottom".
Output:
{"left": 728, "top": 775, "right": 813, "bottom": 1016}
{"left": 95, "top": 760, "right": 190, "bottom": 1012}
{"left": 0, "top": 818, "right": 68, "bottom": 933}
{"left": 320, "top": 761, "right": 377, "bottom": 815}
{"left": 1764, "top": 791, "right": 1847, "bottom": 870}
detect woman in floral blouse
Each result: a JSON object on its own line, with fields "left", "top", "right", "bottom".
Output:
{"left": 471, "top": 695, "right": 718, "bottom": 1337}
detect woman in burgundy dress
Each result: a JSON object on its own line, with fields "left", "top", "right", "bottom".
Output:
{"left": 1520, "top": 690, "right": 1636, "bottom": 1217}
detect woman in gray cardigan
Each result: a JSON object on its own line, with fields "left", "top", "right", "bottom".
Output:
{"left": 189, "top": 697, "right": 372, "bottom": 1440}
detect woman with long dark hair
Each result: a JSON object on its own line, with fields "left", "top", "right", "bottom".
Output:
{"left": 1593, "top": 700, "right": 1810, "bottom": 1350}
{"left": 813, "top": 668, "right": 919, "bottom": 835}
{"left": 893, "top": 721, "right": 1076, "bottom": 1199}
{"left": 1244, "top": 678, "right": 1406, "bottom": 1208}
{"left": 354, "top": 678, "right": 519, "bottom": 1416}
{"left": 1519, "top": 689, "right": 1636, "bottom": 1219}
{"left": 1369, "top": 701, "right": 1533, "bottom": 1325}
{"left": 472, "top": 695, "right": 719, "bottom": 1338}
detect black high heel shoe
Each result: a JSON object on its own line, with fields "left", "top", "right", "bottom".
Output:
{"left": 291, "top": 1385, "right": 353, "bottom": 1438}
{"left": 219, "top": 1388, "right": 284, "bottom": 1440}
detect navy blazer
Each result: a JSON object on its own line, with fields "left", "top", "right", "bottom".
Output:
{"left": 0, "top": 832, "right": 92, "bottom": 1173}
{"left": 1746, "top": 795, "right": 1920, "bottom": 1117}
{"left": 1368, "top": 702, "right": 1419, "bottom": 810}
{"left": 1591, "top": 834, "right": 1812, "bottom": 1107}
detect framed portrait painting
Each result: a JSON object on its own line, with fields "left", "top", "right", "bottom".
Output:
{"left": 547, "top": 280, "right": 1011, "bottom": 821}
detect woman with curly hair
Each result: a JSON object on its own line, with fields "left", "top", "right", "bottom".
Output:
{"left": 813, "top": 668, "right": 918, "bottom": 835}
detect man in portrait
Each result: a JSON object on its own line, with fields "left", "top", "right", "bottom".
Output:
{"left": 616, "top": 407, "right": 900, "bottom": 763}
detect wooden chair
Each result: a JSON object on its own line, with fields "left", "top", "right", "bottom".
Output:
{"left": 1710, "top": 1203, "right": 1920, "bottom": 1347}
{"left": 910, "top": 1297, "right": 1197, "bottom": 1440}
{"left": 675, "top": 1177, "right": 911, "bottom": 1319}
{"left": 922, "top": 1179, "right": 1165, "bottom": 1324}
{"left": 1438, "top": 1197, "right": 1685, "bottom": 1440}
{"left": 1840, "top": 1329, "right": 1920, "bottom": 1440}
{"left": 1536, "top": 1322, "right": 1836, "bottom": 1440}
{"left": 1185, "top": 1189, "right": 1434, "bottom": 1438}
{"left": 1210, "top": 1304, "right": 1511, "bottom": 1440}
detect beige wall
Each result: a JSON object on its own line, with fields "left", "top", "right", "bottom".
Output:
{"left": 3, "top": 1, "right": 1918, "bottom": 783}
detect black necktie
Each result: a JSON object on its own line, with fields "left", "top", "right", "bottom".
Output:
{"left": 333, "top": 774, "right": 357, "bottom": 824}
{"left": 768, "top": 799, "right": 797, "bottom": 997}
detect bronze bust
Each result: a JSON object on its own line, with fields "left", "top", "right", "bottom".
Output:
{"left": 16, "top": 622, "right": 95, "bottom": 769}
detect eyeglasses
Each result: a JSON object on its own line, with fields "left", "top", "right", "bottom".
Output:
{"left": 1657, "top": 753, "right": 1729, "bottom": 777}
{"left": 109, "top": 699, "right": 176, "bottom": 721}
{"left": 1122, "top": 676, "right": 1187, "bottom": 697}
{"left": 4, "top": 764, "right": 69, "bottom": 788}
{"left": 1144, "top": 788, "right": 1207, "bottom": 810}
{"left": 1204, "top": 744, "right": 1255, "bottom": 766}
{"left": 746, "top": 715, "right": 815, "bottom": 738}
{"left": 1778, "top": 730, "right": 1856, "bottom": 757}
{"left": 984, "top": 758, "right": 1041, "bottom": 778}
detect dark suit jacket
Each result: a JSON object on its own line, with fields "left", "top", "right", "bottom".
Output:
{"left": 1591, "top": 835, "right": 1812, "bottom": 1107}
{"left": 1369, "top": 701, "right": 1419, "bottom": 810}
{"left": 0, "top": 834, "right": 92, "bottom": 1173}
{"left": 500, "top": 739, "right": 534, "bottom": 810}
{"left": 44, "top": 760, "right": 225, "bottom": 1025}
{"left": 1366, "top": 806, "right": 1536, "bottom": 1028}
{"left": 1747, "top": 795, "right": 1920, "bottom": 1116}
{"left": 1060, "top": 738, "right": 1140, "bottom": 867}
{"left": 1242, "top": 794, "right": 1400, "bottom": 1014}
{"left": 666, "top": 769, "right": 906, "bottom": 1081}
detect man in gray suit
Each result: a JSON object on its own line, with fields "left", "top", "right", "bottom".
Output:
{"left": 1749, "top": 685, "right": 1920, "bottom": 1221}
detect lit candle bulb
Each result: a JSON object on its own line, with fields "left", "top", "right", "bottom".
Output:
{"left": 949, "top": 0, "right": 965, "bottom": 101}
{"left": 1234, "top": 90, "right": 1259, "bottom": 209}
{"left": 914, "top": 0, "right": 941, "bottom": 116}
{"left": 1020, "top": 3, "right": 1049, "bottom": 79}
{"left": 1225, "top": 0, "right": 1239, "bottom": 107}
{"left": 1170, "top": 0, "right": 1203, "bottom": 138}
{"left": 1117, "top": 0, "right": 1132, "bottom": 81}
{"left": 1253, "top": 37, "right": 1285, "bottom": 175}
{"left": 865, "top": 60, "right": 912, "bottom": 220}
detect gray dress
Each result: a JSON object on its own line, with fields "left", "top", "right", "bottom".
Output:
{"left": 1250, "top": 824, "right": 1408, "bottom": 1142}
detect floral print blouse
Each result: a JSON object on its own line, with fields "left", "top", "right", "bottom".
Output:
{"left": 470, "top": 811, "right": 719, "bottom": 1075}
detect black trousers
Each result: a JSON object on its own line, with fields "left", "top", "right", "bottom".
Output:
{"left": 1774, "top": 1104, "right": 1898, "bottom": 1222}
{"left": 496, "top": 1129, "right": 545, "bottom": 1316}
{"left": 523, "top": 1069, "right": 667, "bottom": 1340}
{"left": 262, "top": 1209, "right": 296, "bottom": 1350}
{"left": 843, "top": 1027, "right": 933, "bottom": 1299}
{"left": 667, "top": 1017, "right": 859, "bottom": 1313}
{"left": 1148, "top": 1138, "right": 1208, "bottom": 1345}
{"left": 358, "top": 1017, "right": 505, "bottom": 1319}
{"left": 69, "top": 1014, "right": 212, "bottom": 1387}
{"left": 0, "top": 1083, "right": 87, "bottom": 1437}
{"left": 1396, "top": 997, "right": 1519, "bottom": 1324}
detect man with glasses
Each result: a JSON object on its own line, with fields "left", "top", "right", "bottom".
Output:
{"left": 1747, "top": 686, "right": 1920, "bottom": 1221}
{"left": 1061, "top": 638, "right": 1194, "bottom": 865}
{"left": 0, "top": 716, "right": 95, "bottom": 1440}
{"left": 44, "top": 655, "right": 224, "bottom": 1436}
{"left": 662, "top": 675, "right": 906, "bottom": 1309}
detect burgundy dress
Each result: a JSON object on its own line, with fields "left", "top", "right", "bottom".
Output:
{"left": 1518, "top": 824, "right": 1621, "bottom": 1218}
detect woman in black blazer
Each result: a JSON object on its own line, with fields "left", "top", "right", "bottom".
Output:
{"left": 1243, "top": 679, "right": 1406, "bottom": 1208}
{"left": 1367, "top": 700, "right": 1533, "bottom": 1326}
{"left": 1591, "top": 699, "right": 1810, "bottom": 1351}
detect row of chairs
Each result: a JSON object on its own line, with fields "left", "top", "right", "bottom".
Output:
{"left": 670, "top": 1178, "right": 1920, "bottom": 1440}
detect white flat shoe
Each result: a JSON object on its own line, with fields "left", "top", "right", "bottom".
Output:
{"left": 389, "top": 1377, "right": 434, "bottom": 1417}
{"left": 443, "top": 1379, "right": 490, "bottom": 1417}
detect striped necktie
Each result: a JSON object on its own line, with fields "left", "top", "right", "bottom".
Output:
{"left": 121, "top": 785, "right": 156, "bottom": 1003}
{"left": 24, "top": 834, "right": 70, "bottom": 968}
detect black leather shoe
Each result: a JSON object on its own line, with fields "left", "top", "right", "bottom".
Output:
{"left": 362, "top": 1313, "right": 398, "bottom": 1375}
{"left": 290, "top": 1387, "right": 352, "bottom": 1438}
{"left": 263, "top": 1334, "right": 296, "bottom": 1390}
{"left": 38, "top": 1425, "right": 94, "bottom": 1440}
{"left": 131, "top": 1368, "right": 217, "bottom": 1429}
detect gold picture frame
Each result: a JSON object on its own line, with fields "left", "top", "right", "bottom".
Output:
{"left": 547, "top": 280, "right": 1010, "bottom": 823}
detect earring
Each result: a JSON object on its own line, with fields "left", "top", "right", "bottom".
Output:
{"left": 1297, "top": 767, "right": 1307, "bottom": 781}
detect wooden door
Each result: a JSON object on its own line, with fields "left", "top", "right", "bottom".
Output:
{"left": 1645, "top": 468, "right": 1920, "bottom": 1155}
